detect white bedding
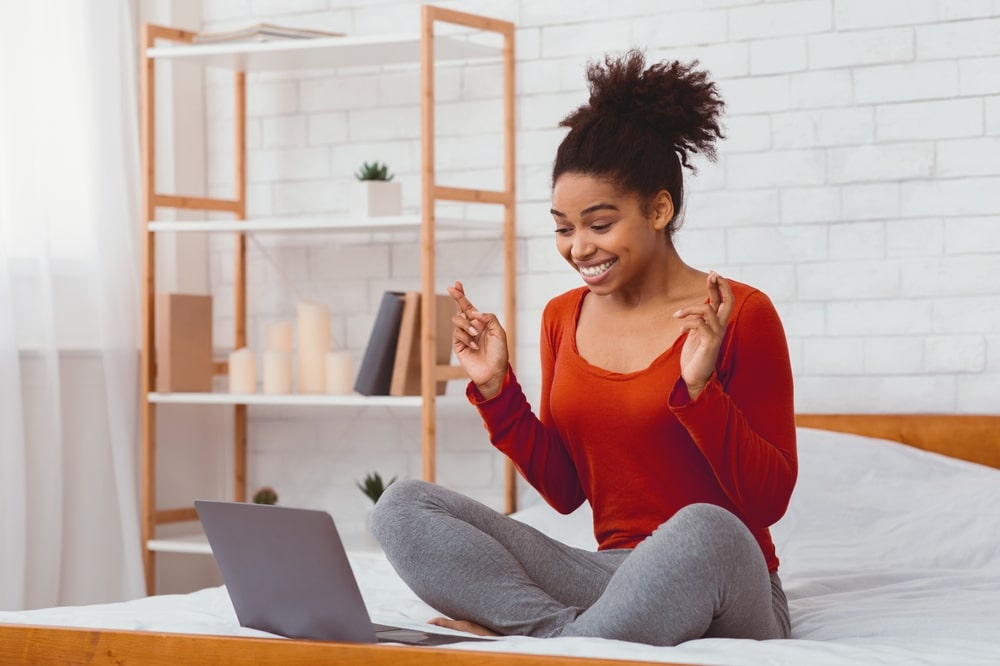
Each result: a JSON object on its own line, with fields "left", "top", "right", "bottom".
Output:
{"left": 4, "top": 427, "right": 1000, "bottom": 665}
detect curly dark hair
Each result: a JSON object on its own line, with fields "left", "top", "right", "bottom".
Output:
{"left": 552, "top": 49, "right": 725, "bottom": 238}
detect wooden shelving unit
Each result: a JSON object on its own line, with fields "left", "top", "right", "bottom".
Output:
{"left": 139, "top": 6, "right": 516, "bottom": 595}
{"left": 147, "top": 392, "right": 424, "bottom": 407}
{"left": 147, "top": 215, "right": 495, "bottom": 235}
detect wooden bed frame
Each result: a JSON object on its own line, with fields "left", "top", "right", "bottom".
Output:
{"left": 3, "top": 413, "right": 999, "bottom": 666}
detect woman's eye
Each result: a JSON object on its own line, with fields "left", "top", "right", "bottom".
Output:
{"left": 590, "top": 222, "right": 612, "bottom": 232}
{"left": 554, "top": 227, "right": 572, "bottom": 236}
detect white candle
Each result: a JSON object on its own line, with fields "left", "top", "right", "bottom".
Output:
{"left": 266, "top": 320, "right": 293, "bottom": 353}
{"left": 297, "top": 302, "right": 330, "bottom": 394}
{"left": 228, "top": 348, "right": 256, "bottom": 394}
{"left": 262, "top": 350, "right": 292, "bottom": 395}
{"left": 325, "top": 351, "right": 353, "bottom": 395}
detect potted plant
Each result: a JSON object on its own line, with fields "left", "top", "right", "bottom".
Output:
{"left": 350, "top": 161, "right": 402, "bottom": 217}
{"left": 357, "top": 471, "right": 397, "bottom": 505}
{"left": 358, "top": 472, "right": 396, "bottom": 549}
{"left": 252, "top": 486, "right": 278, "bottom": 505}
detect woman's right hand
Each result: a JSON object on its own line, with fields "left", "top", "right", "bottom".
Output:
{"left": 446, "top": 280, "right": 509, "bottom": 399}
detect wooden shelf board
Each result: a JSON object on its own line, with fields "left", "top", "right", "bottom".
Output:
{"left": 147, "top": 534, "right": 212, "bottom": 555}
{"left": 146, "top": 33, "right": 499, "bottom": 71}
{"left": 148, "top": 392, "right": 425, "bottom": 407}
{"left": 147, "top": 215, "right": 500, "bottom": 234}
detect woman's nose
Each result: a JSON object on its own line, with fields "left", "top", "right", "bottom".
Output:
{"left": 571, "top": 232, "right": 595, "bottom": 260}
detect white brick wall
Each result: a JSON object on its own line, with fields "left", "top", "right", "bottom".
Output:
{"left": 191, "top": 0, "right": 1000, "bottom": 548}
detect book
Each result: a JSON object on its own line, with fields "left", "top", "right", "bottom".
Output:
{"left": 389, "top": 292, "right": 456, "bottom": 397}
{"left": 353, "top": 291, "right": 406, "bottom": 396}
{"left": 390, "top": 292, "right": 422, "bottom": 396}
{"left": 192, "top": 23, "right": 345, "bottom": 45}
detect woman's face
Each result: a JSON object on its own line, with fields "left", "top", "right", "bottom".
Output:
{"left": 550, "top": 173, "right": 670, "bottom": 294}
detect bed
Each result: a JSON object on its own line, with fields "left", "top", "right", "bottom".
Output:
{"left": 3, "top": 413, "right": 999, "bottom": 666}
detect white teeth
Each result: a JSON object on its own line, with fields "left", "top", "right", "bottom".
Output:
{"left": 579, "top": 260, "right": 615, "bottom": 278}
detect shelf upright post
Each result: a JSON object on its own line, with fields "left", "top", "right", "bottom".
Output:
{"left": 421, "top": 6, "right": 518, "bottom": 512}
{"left": 139, "top": 23, "right": 158, "bottom": 596}
{"left": 232, "top": 69, "right": 248, "bottom": 504}
{"left": 139, "top": 24, "right": 198, "bottom": 596}
{"left": 419, "top": 6, "right": 438, "bottom": 486}
{"left": 501, "top": 14, "right": 517, "bottom": 515}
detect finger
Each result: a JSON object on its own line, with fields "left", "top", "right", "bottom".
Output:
{"left": 678, "top": 316, "right": 715, "bottom": 334}
{"left": 715, "top": 275, "right": 735, "bottom": 325}
{"left": 707, "top": 271, "right": 722, "bottom": 313}
{"left": 446, "top": 283, "right": 464, "bottom": 312}
{"left": 452, "top": 330, "right": 479, "bottom": 352}
{"left": 678, "top": 320, "right": 702, "bottom": 334}
{"left": 447, "top": 280, "right": 481, "bottom": 319}
{"left": 450, "top": 317, "right": 480, "bottom": 351}
{"left": 451, "top": 312, "right": 480, "bottom": 337}
{"left": 448, "top": 281, "right": 492, "bottom": 326}
{"left": 674, "top": 304, "right": 719, "bottom": 328}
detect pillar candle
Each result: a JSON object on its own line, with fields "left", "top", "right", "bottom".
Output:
{"left": 325, "top": 351, "right": 353, "bottom": 395}
{"left": 266, "top": 320, "right": 293, "bottom": 353}
{"left": 262, "top": 350, "right": 292, "bottom": 395}
{"left": 297, "top": 301, "right": 330, "bottom": 394}
{"left": 228, "top": 348, "right": 256, "bottom": 394}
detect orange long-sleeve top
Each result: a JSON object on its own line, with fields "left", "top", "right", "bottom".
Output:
{"left": 468, "top": 281, "right": 797, "bottom": 572}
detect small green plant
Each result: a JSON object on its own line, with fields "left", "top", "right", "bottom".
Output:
{"left": 357, "top": 472, "right": 396, "bottom": 504}
{"left": 354, "top": 161, "right": 394, "bottom": 182}
{"left": 252, "top": 487, "right": 278, "bottom": 505}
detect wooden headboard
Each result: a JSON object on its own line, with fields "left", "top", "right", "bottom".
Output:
{"left": 796, "top": 413, "right": 1000, "bottom": 470}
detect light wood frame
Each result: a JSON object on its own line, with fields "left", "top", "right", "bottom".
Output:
{"left": 418, "top": 6, "right": 519, "bottom": 513}
{"left": 138, "top": 6, "right": 518, "bottom": 596}
{"left": 140, "top": 21, "right": 249, "bottom": 597}
{"left": 794, "top": 413, "right": 1000, "bottom": 468}
{"left": 3, "top": 413, "right": 999, "bottom": 665}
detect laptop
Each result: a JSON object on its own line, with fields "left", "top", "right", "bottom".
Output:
{"left": 194, "top": 499, "right": 492, "bottom": 645}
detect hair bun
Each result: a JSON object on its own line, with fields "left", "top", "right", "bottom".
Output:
{"left": 562, "top": 49, "right": 725, "bottom": 169}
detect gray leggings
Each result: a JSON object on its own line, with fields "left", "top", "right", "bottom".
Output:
{"left": 371, "top": 480, "right": 791, "bottom": 646}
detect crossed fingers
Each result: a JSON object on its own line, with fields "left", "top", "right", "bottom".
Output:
{"left": 447, "top": 281, "right": 488, "bottom": 351}
{"left": 673, "top": 271, "right": 733, "bottom": 335}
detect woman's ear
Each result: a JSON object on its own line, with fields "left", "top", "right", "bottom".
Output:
{"left": 651, "top": 190, "right": 674, "bottom": 231}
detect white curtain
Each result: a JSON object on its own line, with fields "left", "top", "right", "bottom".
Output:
{"left": 0, "top": 1, "right": 145, "bottom": 609}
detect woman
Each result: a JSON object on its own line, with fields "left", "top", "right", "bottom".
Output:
{"left": 371, "top": 49, "right": 796, "bottom": 646}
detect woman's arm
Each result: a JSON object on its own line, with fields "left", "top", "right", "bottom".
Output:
{"left": 470, "top": 366, "right": 585, "bottom": 514}
{"left": 452, "top": 284, "right": 585, "bottom": 513}
{"left": 669, "top": 288, "right": 798, "bottom": 527}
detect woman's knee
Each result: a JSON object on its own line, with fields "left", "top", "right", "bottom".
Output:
{"left": 369, "top": 478, "right": 433, "bottom": 540}
{"left": 652, "top": 503, "right": 756, "bottom": 556}
{"left": 672, "top": 503, "right": 744, "bottom": 532}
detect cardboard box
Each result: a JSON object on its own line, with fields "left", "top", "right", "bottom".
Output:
{"left": 155, "top": 293, "right": 213, "bottom": 393}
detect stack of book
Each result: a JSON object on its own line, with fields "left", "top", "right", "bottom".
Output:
{"left": 353, "top": 291, "right": 461, "bottom": 396}
{"left": 192, "top": 23, "right": 344, "bottom": 44}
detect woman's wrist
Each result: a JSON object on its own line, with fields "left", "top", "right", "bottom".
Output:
{"left": 684, "top": 372, "right": 714, "bottom": 401}
{"left": 685, "top": 382, "right": 706, "bottom": 401}
{"left": 476, "top": 374, "right": 505, "bottom": 400}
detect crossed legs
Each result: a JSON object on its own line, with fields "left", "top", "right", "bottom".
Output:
{"left": 370, "top": 480, "right": 789, "bottom": 645}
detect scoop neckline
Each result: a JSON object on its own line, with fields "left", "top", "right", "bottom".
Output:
{"left": 567, "top": 288, "right": 687, "bottom": 380}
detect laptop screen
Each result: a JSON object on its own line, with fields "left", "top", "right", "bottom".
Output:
{"left": 195, "top": 500, "right": 377, "bottom": 643}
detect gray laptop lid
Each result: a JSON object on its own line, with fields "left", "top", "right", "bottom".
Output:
{"left": 195, "top": 500, "right": 377, "bottom": 643}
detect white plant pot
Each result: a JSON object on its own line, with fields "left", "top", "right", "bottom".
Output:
{"left": 351, "top": 180, "right": 402, "bottom": 217}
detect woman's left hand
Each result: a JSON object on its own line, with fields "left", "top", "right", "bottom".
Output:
{"left": 673, "top": 271, "right": 734, "bottom": 400}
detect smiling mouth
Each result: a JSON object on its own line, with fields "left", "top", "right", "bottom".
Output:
{"left": 579, "top": 259, "right": 616, "bottom": 278}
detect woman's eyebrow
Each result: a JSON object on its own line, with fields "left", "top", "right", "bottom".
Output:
{"left": 550, "top": 203, "right": 620, "bottom": 218}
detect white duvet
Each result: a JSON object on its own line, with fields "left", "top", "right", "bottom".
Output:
{"left": 4, "top": 427, "right": 1000, "bottom": 665}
